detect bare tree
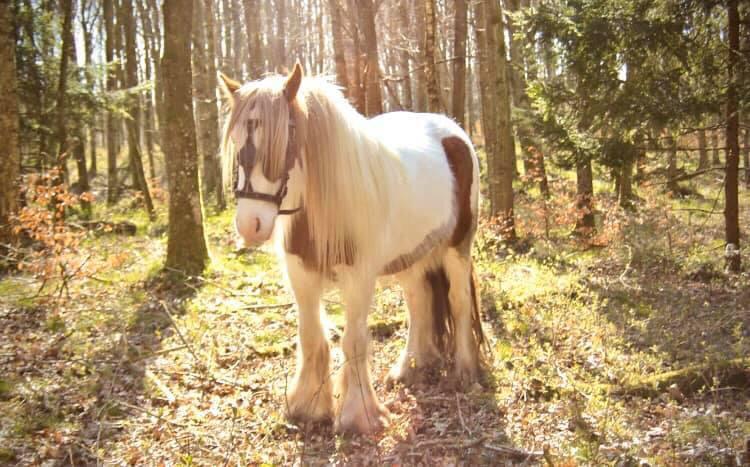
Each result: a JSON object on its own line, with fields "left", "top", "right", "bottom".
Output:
{"left": 358, "top": 0, "right": 383, "bottom": 116}
{"left": 451, "top": 0, "right": 468, "bottom": 128}
{"left": 724, "top": 0, "right": 740, "bottom": 272}
{"left": 121, "top": 0, "right": 155, "bottom": 218}
{"left": 162, "top": 0, "right": 209, "bottom": 275}
{"left": 0, "top": 1, "right": 20, "bottom": 248}
{"left": 424, "top": 0, "right": 440, "bottom": 113}
{"left": 329, "top": 0, "right": 350, "bottom": 95}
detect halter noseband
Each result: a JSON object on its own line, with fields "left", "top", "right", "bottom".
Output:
{"left": 234, "top": 117, "right": 301, "bottom": 216}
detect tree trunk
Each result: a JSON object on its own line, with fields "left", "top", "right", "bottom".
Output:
{"left": 575, "top": 159, "right": 595, "bottom": 235}
{"left": 397, "top": 0, "right": 413, "bottom": 110}
{"left": 349, "top": 0, "right": 366, "bottom": 114}
{"left": 244, "top": 0, "right": 264, "bottom": 78}
{"left": 712, "top": 129, "right": 721, "bottom": 165}
{"left": 80, "top": 3, "right": 98, "bottom": 177}
{"left": 0, "top": 1, "right": 20, "bottom": 248}
{"left": 724, "top": 0, "right": 740, "bottom": 272}
{"left": 666, "top": 133, "right": 680, "bottom": 194}
{"left": 474, "top": 0, "right": 516, "bottom": 240}
{"left": 451, "top": 0, "right": 468, "bottom": 129}
{"left": 358, "top": 0, "right": 383, "bottom": 116}
{"left": 122, "top": 0, "right": 155, "bottom": 219}
{"left": 275, "top": 0, "right": 286, "bottom": 71}
{"left": 414, "top": 0, "right": 427, "bottom": 112}
{"left": 424, "top": 0, "right": 440, "bottom": 113}
{"left": 162, "top": 0, "right": 209, "bottom": 275}
{"left": 697, "top": 128, "right": 708, "bottom": 169}
{"left": 53, "top": 0, "right": 74, "bottom": 200}
{"left": 104, "top": 0, "right": 119, "bottom": 204}
{"left": 618, "top": 157, "right": 634, "bottom": 208}
{"left": 328, "top": 0, "right": 349, "bottom": 96}
{"left": 204, "top": 0, "right": 224, "bottom": 209}
{"left": 743, "top": 127, "right": 749, "bottom": 188}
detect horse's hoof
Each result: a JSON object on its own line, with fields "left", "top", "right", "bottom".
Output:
{"left": 286, "top": 384, "right": 334, "bottom": 424}
{"left": 335, "top": 401, "right": 390, "bottom": 435}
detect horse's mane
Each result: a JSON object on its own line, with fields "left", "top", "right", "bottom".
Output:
{"left": 221, "top": 75, "right": 406, "bottom": 270}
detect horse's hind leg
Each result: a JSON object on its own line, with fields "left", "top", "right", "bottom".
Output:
{"left": 443, "top": 248, "right": 485, "bottom": 385}
{"left": 388, "top": 268, "right": 442, "bottom": 385}
{"left": 285, "top": 258, "right": 333, "bottom": 423}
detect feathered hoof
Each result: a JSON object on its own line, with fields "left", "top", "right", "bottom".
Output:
{"left": 286, "top": 384, "right": 334, "bottom": 425}
{"left": 387, "top": 351, "right": 442, "bottom": 388}
{"left": 335, "top": 400, "right": 390, "bottom": 435}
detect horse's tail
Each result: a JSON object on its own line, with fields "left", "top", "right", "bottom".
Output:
{"left": 425, "top": 265, "right": 454, "bottom": 355}
{"left": 426, "top": 260, "right": 487, "bottom": 363}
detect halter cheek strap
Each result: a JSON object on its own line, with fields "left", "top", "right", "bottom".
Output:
{"left": 234, "top": 118, "right": 301, "bottom": 216}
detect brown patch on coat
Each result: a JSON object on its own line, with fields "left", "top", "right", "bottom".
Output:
{"left": 284, "top": 208, "right": 356, "bottom": 272}
{"left": 441, "top": 136, "right": 474, "bottom": 247}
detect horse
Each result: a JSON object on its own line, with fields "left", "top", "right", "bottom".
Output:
{"left": 219, "top": 63, "right": 487, "bottom": 434}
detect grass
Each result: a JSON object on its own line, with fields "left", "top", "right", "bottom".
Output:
{"left": 1, "top": 159, "right": 749, "bottom": 465}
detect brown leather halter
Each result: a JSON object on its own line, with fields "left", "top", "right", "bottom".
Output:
{"left": 234, "top": 116, "right": 300, "bottom": 215}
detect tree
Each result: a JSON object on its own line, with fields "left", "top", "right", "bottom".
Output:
{"left": 104, "top": 0, "right": 119, "bottom": 204}
{"left": 162, "top": 0, "right": 209, "bottom": 275}
{"left": 0, "top": 1, "right": 20, "bottom": 248}
{"left": 451, "top": 0, "right": 468, "bottom": 128}
{"left": 244, "top": 0, "right": 264, "bottom": 77}
{"left": 358, "top": 0, "right": 383, "bottom": 116}
{"left": 475, "top": 0, "right": 516, "bottom": 239}
{"left": 724, "top": 0, "right": 740, "bottom": 272}
{"left": 328, "top": 0, "right": 349, "bottom": 96}
{"left": 121, "top": 0, "right": 155, "bottom": 219}
{"left": 423, "top": 0, "right": 440, "bottom": 113}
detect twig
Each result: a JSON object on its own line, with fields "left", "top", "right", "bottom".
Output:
{"left": 115, "top": 400, "right": 190, "bottom": 428}
{"left": 484, "top": 443, "right": 544, "bottom": 459}
{"left": 456, "top": 393, "right": 470, "bottom": 436}
{"left": 238, "top": 302, "right": 294, "bottom": 311}
{"left": 159, "top": 301, "right": 202, "bottom": 367}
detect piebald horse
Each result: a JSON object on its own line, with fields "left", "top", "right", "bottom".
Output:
{"left": 220, "top": 64, "right": 486, "bottom": 434}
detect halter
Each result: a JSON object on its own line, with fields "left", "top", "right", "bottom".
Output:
{"left": 234, "top": 116, "right": 301, "bottom": 215}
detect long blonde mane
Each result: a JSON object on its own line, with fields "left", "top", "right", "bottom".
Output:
{"left": 221, "top": 75, "right": 406, "bottom": 270}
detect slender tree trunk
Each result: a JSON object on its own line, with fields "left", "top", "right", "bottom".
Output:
{"left": 244, "top": 0, "right": 264, "bottom": 78}
{"left": 204, "top": 0, "right": 224, "bottom": 209}
{"left": 414, "top": 0, "right": 427, "bottom": 112}
{"left": 451, "top": 0, "right": 467, "bottom": 128}
{"left": 397, "top": 0, "right": 413, "bottom": 110}
{"left": 666, "top": 133, "right": 680, "bottom": 194}
{"left": 104, "top": 0, "right": 119, "bottom": 204}
{"left": 712, "top": 129, "right": 721, "bottom": 165}
{"left": 743, "top": 127, "right": 749, "bottom": 188}
{"left": 697, "top": 128, "right": 709, "bottom": 169}
{"left": 0, "top": 1, "right": 20, "bottom": 248}
{"left": 575, "top": 160, "right": 595, "bottom": 234}
{"left": 80, "top": 4, "right": 98, "bottom": 177}
{"left": 358, "top": 0, "right": 382, "bottom": 116}
{"left": 122, "top": 0, "right": 155, "bottom": 219}
{"left": 163, "top": 0, "right": 209, "bottom": 275}
{"left": 328, "top": 0, "right": 349, "bottom": 96}
{"left": 474, "top": 0, "right": 515, "bottom": 240}
{"left": 53, "top": 0, "right": 74, "bottom": 197}
{"left": 724, "top": 0, "right": 740, "bottom": 272}
{"left": 618, "top": 157, "right": 634, "bottom": 208}
{"left": 275, "top": 0, "right": 286, "bottom": 71}
{"left": 349, "top": 0, "right": 366, "bottom": 114}
{"left": 424, "top": 0, "right": 440, "bottom": 113}
{"left": 231, "top": 0, "right": 244, "bottom": 77}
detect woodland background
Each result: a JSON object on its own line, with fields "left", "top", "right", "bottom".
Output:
{"left": 0, "top": 0, "right": 749, "bottom": 465}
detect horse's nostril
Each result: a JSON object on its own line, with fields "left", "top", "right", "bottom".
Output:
{"left": 255, "top": 217, "right": 261, "bottom": 233}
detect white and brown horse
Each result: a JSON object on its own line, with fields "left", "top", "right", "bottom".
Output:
{"left": 220, "top": 64, "right": 486, "bottom": 434}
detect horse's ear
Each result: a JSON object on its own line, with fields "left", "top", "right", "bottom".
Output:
{"left": 283, "top": 62, "right": 303, "bottom": 102}
{"left": 219, "top": 72, "right": 241, "bottom": 102}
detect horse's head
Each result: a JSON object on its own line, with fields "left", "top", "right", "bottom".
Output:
{"left": 220, "top": 64, "right": 303, "bottom": 246}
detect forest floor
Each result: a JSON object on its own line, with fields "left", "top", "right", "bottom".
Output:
{"left": 1, "top": 166, "right": 749, "bottom": 466}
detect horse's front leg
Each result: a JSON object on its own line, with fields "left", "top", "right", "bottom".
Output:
{"left": 285, "top": 257, "right": 333, "bottom": 423}
{"left": 336, "top": 274, "right": 390, "bottom": 434}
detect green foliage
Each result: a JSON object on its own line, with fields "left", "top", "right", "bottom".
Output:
{"left": 522, "top": 0, "right": 742, "bottom": 171}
